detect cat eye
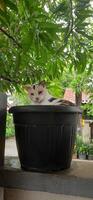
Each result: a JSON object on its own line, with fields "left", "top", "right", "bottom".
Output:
{"left": 31, "top": 93, "right": 34, "bottom": 96}
{"left": 38, "top": 91, "right": 42, "bottom": 95}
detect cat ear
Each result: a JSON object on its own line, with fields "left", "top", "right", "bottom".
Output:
{"left": 24, "top": 85, "right": 31, "bottom": 91}
{"left": 39, "top": 80, "right": 46, "bottom": 87}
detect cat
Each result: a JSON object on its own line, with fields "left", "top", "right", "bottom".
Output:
{"left": 25, "top": 81, "right": 75, "bottom": 106}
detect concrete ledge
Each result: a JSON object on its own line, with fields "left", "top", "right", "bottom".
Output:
{"left": 4, "top": 189, "right": 93, "bottom": 200}
{"left": 0, "top": 157, "right": 93, "bottom": 198}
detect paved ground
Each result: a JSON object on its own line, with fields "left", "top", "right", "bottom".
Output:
{"left": 5, "top": 137, "right": 18, "bottom": 157}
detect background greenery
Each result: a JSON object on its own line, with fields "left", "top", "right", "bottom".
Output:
{"left": 6, "top": 113, "right": 14, "bottom": 137}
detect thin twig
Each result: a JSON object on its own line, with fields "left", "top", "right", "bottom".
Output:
{"left": 0, "top": 27, "right": 22, "bottom": 48}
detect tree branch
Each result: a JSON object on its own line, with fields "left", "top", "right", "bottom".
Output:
{"left": 0, "top": 75, "right": 19, "bottom": 83}
{"left": 0, "top": 27, "right": 22, "bottom": 49}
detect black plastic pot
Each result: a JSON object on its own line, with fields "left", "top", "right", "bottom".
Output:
{"left": 0, "top": 93, "right": 7, "bottom": 167}
{"left": 9, "top": 105, "right": 81, "bottom": 172}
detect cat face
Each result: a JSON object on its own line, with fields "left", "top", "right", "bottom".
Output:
{"left": 25, "top": 81, "right": 46, "bottom": 103}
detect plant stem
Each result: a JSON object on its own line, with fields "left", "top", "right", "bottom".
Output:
{"left": 0, "top": 27, "right": 22, "bottom": 49}
{"left": 0, "top": 75, "right": 19, "bottom": 83}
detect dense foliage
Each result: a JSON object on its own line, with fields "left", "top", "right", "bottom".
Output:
{"left": 0, "top": 0, "right": 93, "bottom": 92}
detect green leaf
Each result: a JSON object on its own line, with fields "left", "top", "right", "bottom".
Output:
{"left": 87, "top": 63, "right": 93, "bottom": 75}
{"left": 0, "top": 0, "right": 6, "bottom": 11}
{"left": 5, "top": 0, "right": 18, "bottom": 12}
{"left": 77, "top": 30, "right": 93, "bottom": 40}
{"left": 0, "top": 9, "right": 10, "bottom": 25}
{"left": 21, "top": 27, "right": 34, "bottom": 50}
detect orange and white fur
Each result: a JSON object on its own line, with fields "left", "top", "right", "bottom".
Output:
{"left": 25, "top": 81, "right": 74, "bottom": 106}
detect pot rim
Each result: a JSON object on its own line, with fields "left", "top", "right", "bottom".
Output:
{"left": 9, "top": 105, "right": 82, "bottom": 114}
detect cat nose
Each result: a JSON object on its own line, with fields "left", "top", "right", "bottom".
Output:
{"left": 36, "top": 97, "right": 39, "bottom": 101}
